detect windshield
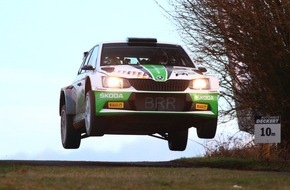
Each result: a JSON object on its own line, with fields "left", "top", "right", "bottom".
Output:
{"left": 101, "top": 43, "right": 195, "bottom": 67}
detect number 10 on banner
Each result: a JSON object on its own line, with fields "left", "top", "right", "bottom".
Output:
{"left": 254, "top": 116, "right": 281, "bottom": 144}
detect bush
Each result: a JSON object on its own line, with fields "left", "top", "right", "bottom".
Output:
{"left": 204, "top": 131, "right": 290, "bottom": 162}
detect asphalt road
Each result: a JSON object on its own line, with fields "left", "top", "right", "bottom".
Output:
{"left": 0, "top": 160, "right": 193, "bottom": 168}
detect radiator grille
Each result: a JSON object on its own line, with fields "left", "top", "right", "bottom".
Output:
{"left": 129, "top": 79, "right": 190, "bottom": 91}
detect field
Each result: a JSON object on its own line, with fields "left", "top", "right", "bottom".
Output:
{"left": 1, "top": 159, "right": 290, "bottom": 190}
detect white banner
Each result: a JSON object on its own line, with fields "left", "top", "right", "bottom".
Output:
{"left": 254, "top": 116, "right": 281, "bottom": 144}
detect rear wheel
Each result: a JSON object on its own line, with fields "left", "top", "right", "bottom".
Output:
{"left": 168, "top": 129, "right": 188, "bottom": 151}
{"left": 61, "top": 105, "right": 81, "bottom": 149}
{"left": 85, "top": 91, "right": 98, "bottom": 136}
{"left": 196, "top": 118, "right": 217, "bottom": 139}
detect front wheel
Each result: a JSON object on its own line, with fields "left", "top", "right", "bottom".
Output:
{"left": 61, "top": 105, "right": 81, "bottom": 149}
{"left": 168, "top": 129, "right": 188, "bottom": 151}
{"left": 85, "top": 91, "right": 98, "bottom": 136}
{"left": 196, "top": 118, "right": 217, "bottom": 139}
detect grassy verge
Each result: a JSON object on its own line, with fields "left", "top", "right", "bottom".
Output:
{"left": 173, "top": 157, "right": 290, "bottom": 172}
{"left": 0, "top": 159, "right": 290, "bottom": 190}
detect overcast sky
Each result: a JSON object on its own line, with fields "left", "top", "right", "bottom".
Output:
{"left": 0, "top": 0, "right": 241, "bottom": 161}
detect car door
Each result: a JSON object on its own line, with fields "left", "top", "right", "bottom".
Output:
{"left": 73, "top": 49, "right": 92, "bottom": 115}
{"left": 74, "top": 46, "right": 99, "bottom": 114}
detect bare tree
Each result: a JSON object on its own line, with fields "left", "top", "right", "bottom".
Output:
{"left": 161, "top": 0, "right": 290, "bottom": 147}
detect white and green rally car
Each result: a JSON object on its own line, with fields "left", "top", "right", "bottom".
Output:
{"left": 59, "top": 38, "right": 219, "bottom": 151}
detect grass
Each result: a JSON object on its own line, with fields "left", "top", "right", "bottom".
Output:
{"left": 1, "top": 136, "right": 290, "bottom": 189}
{"left": 2, "top": 138, "right": 290, "bottom": 189}
{"left": 174, "top": 157, "right": 290, "bottom": 172}
{"left": 0, "top": 160, "right": 290, "bottom": 190}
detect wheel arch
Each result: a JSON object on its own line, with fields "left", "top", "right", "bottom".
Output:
{"left": 59, "top": 91, "right": 65, "bottom": 116}
{"left": 85, "top": 77, "right": 92, "bottom": 95}
{"left": 59, "top": 88, "right": 76, "bottom": 116}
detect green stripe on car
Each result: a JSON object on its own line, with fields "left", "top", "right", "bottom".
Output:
{"left": 142, "top": 65, "right": 167, "bottom": 81}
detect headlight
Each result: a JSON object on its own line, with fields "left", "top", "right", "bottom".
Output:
{"left": 102, "top": 76, "right": 131, "bottom": 88}
{"left": 189, "top": 78, "right": 210, "bottom": 90}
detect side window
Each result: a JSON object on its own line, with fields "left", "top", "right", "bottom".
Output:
{"left": 87, "top": 45, "right": 99, "bottom": 68}
{"left": 78, "top": 45, "right": 99, "bottom": 75}
{"left": 78, "top": 50, "right": 93, "bottom": 74}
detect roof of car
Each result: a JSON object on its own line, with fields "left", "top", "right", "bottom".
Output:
{"left": 98, "top": 37, "right": 180, "bottom": 46}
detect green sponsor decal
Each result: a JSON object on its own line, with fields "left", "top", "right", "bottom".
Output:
{"left": 190, "top": 93, "right": 219, "bottom": 116}
{"left": 94, "top": 91, "right": 131, "bottom": 114}
{"left": 142, "top": 65, "right": 167, "bottom": 81}
{"left": 192, "top": 94, "right": 218, "bottom": 101}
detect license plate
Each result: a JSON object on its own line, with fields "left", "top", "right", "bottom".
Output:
{"left": 195, "top": 103, "right": 208, "bottom": 110}
{"left": 108, "top": 102, "right": 124, "bottom": 108}
{"left": 136, "top": 94, "right": 185, "bottom": 111}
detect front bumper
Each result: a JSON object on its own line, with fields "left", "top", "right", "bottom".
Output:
{"left": 91, "top": 90, "right": 218, "bottom": 134}
{"left": 94, "top": 91, "right": 218, "bottom": 117}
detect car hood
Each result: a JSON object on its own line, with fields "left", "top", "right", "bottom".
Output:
{"left": 100, "top": 65, "right": 202, "bottom": 81}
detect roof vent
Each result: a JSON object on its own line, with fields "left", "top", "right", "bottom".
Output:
{"left": 127, "top": 37, "right": 157, "bottom": 44}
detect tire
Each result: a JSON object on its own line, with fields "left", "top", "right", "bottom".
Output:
{"left": 61, "top": 105, "right": 81, "bottom": 149}
{"left": 196, "top": 118, "right": 217, "bottom": 139}
{"left": 85, "top": 91, "right": 98, "bottom": 136}
{"left": 168, "top": 129, "right": 188, "bottom": 151}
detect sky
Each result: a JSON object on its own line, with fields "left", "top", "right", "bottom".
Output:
{"left": 0, "top": 0, "right": 242, "bottom": 161}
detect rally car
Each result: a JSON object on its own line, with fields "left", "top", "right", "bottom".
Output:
{"left": 59, "top": 38, "right": 219, "bottom": 151}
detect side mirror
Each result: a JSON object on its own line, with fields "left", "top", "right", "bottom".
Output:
{"left": 81, "top": 65, "right": 94, "bottom": 71}
{"left": 83, "top": 51, "right": 89, "bottom": 58}
{"left": 198, "top": 67, "right": 207, "bottom": 73}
